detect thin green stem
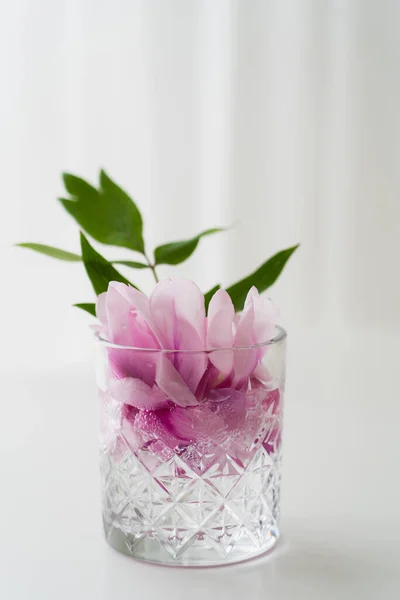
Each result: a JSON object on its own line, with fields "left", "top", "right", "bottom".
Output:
{"left": 144, "top": 252, "right": 159, "bottom": 283}
{"left": 150, "top": 264, "right": 159, "bottom": 283}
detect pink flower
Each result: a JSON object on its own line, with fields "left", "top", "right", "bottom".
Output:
{"left": 97, "top": 279, "right": 278, "bottom": 411}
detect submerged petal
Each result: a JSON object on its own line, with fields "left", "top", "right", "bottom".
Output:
{"left": 162, "top": 404, "right": 226, "bottom": 444}
{"left": 134, "top": 409, "right": 181, "bottom": 450}
{"left": 206, "top": 388, "right": 247, "bottom": 433}
{"left": 109, "top": 377, "right": 168, "bottom": 410}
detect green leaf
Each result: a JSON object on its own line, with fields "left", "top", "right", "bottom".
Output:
{"left": 80, "top": 233, "right": 137, "bottom": 295}
{"left": 204, "top": 284, "right": 220, "bottom": 311}
{"left": 59, "top": 170, "right": 145, "bottom": 253}
{"left": 226, "top": 245, "right": 299, "bottom": 311}
{"left": 16, "top": 243, "right": 81, "bottom": 262}
{"left": 154, "top": 228, "right": 225, "bottom": 265}
{"left": 112, "top": 260, "right": 149, "bottom": 269}
{"left": 63, "top": 173, "right": 97, "bottom": 197}
{"left": 74, "top": 303, "right": 96, "bottom": 316}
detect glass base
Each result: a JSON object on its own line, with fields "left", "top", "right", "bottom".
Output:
{"left": 101, "top": 444, "right": 281, "bottom": 567}
{"left": 105, "top": 523, "right": 279, "bottom": 566}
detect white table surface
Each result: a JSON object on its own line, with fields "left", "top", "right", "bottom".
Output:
{"left": 1, "top": 329, "right": 400, "bottom": 599}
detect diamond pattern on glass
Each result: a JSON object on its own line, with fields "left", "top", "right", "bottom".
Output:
{"left": 101, "top": 435, "right": 281, "bottom": 562}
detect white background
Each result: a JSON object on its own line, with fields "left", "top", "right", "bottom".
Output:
{"left": 1, "top": 1, "right": 400, "bottom": 598}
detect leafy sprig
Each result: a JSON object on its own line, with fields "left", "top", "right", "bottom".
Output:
{"left": 17, "top": 170, "right": 298, "bottom": 313}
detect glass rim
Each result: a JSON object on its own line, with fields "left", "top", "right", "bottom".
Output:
{"left": 93, "top": 324, "right": 287, "bottom": 353}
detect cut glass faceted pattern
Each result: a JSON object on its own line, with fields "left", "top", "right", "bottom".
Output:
{"left": 100, "top": 434, "right": 282, "bottom": 565}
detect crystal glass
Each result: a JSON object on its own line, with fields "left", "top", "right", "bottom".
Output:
{"left": 94, "top": 327, "right": 286, "bottom": 566}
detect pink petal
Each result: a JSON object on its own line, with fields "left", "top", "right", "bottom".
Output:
{"left": 150, "top": 278, "right": 206, "bottom": 348}
{"left": 105, "top": 283, "right": 136, "bottom": 345}
{"left": 206, "top": 289, "right": 235, "bottom": 375}
{"left": 207, "top": 303, "right": 234, "bottom": 348}
{"left": 109, "top": 377, "right": 168, "bottom": 410}
{"left": 207, "top": 388, "right": 237, "bottom": 402}
{"left": 207, "top": 288, "right": 234, "bottom": 322}
{"left": 235, "top": 294, "right": 256, "bottom": 347}
{"left": 208, "top": 349, "right": 234, "bottom": 377}
{"left": 155, "top": 354, "right": 199, "bottom": 407}
{"left": 105, "top": 282, "right": 162, "bottom": 346}
{"left": 249, "top": 287, "right": 279, "bottom": 344}
{"left": 107, "top": 347, "right": 156, "bottom": 385}
{"left": 128, "top": 310, "right": 160, "bottom": 350}
{"left": 173, "top": 319, "right": 207, "bottom": 392}
{"left": 103, "top": 283, "right": 161, "bottom": 384}
{"left": 233, "top": 287, "right": 279, "bottom": 381}
{"left": 233, "top": 298, "right": 258, "bottom": 380}
{"left": 194, "top": 362, "right": 220, "bottom": 399}
{"left": 96, "top": 292, "right": 108, "bottom": 330}
{"left": 109, "top": 282, "right": 150, "bottom": 317}
{"left": 150, "top": 279, "right": 207, "bottom": 391}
